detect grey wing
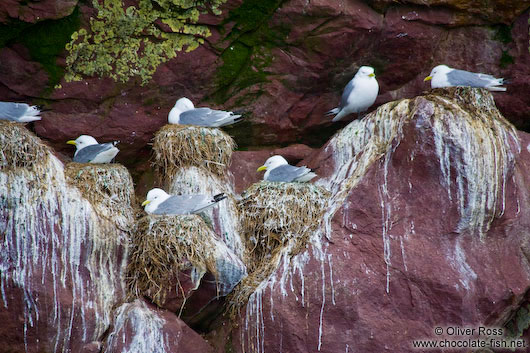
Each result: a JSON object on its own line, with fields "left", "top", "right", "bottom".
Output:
{"left": 267, "top": 165, "right": 310, "bottom": 182}
{"left": 0, "top": 102, "right": 29, "bottom": 121}
{"left": 447, "top": 69, "right": 500, "bottom": 88}
{"left": 73, "top": 143, "right": 114, "bottom": 163}
{"left": 339, "top": 79, "right": 355, "bottom": 109}
{"left": 153, "top": 195, "right": 210, "bottom": 215}
{"left": 180, "top": 108, "right": 233, "bottom": 127}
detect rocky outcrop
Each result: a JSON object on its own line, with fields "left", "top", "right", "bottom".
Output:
{"left": 0, "top": 0, "right": 528, "bottom": 166}
{"left": 220, "top": 88, "right": 530, "bottom": 352}
{"left": 0, "top": 122, "right": 131, "bottom": 353}
{"left": 105, "top": 300, "right": 213, "bottom": 353}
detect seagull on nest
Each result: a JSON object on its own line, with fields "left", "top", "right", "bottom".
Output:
{"left": 257, "top": 155, "right": 316, "bottom": 182}
{"left": 0, "top": 102, "right": 42, "bottom": 122}
{"left": 67, "top": 135, "right": 119, "bottom": 163}
{"left": 168, "top": 97, "right": 243, "bottom": 127}
{"left": 142, "top": 188, "right": 227, "bottom": 215}
{"left": 424, "top": 65, "right": 506, "bottom": 91}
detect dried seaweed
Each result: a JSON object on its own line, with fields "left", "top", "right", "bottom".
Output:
{"left": 65, "top": 163, "right": 136, "bottom": 231}
{"left": 152, "top": 124, "right": 236, "bottom": 182}
{"left": 0, "top": 121, "right": 49, "bottom": 170}
{"left": 227, "top": 181, "right": 330, "bottom": 312}
{"left": 127, "top": 215, "right": 220, "bottom": 307}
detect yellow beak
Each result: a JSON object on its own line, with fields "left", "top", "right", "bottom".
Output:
{"left": 368, "top": 73, "right": 375, "bottom": 77}
{"left": 66, "top": 140, "right": 76, "bottom": 145}
{"left": 141, "top": 200, "right": 151, "bottom": 207}
{"left": 424, "top": 76, "right": 432, "bottom": 82}
{"left": 257, "top": 166, "right": 267, "bottom": 172}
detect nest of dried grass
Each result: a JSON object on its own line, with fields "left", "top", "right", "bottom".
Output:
{"left": 152, "top": 124, "right": 236, "bottom": 181}
{"left": 127, "top": 215, "right": 219, "bottom": 307}
{"left": 0, "top": 121, "right": 49, "bottom": 169}
{"left": 65, "top": 163, "right": 136, "bottom": 230}
{"left": 239, "top": 181, "right": 330, "bottom": 268}
{"left": 227, "top": 181, "right": 330, "bottom": 312}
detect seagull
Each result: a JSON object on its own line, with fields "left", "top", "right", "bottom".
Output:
{"left": 67, "top": 135, "right": 119, "bottom": 163}
{"left": 0, "top": 102, "right": 42, "bottom": 122}
{"left": 326, "top": 66, "right": 379, "bottom": 122}
{"left": 141, "top": 188, "right": 227, "bottom": 215}
{"left": 168, "top": 97, "right": 243, "bottom": 127}
{"left": 424, "top": 65, "right": 506, "bottom": 91}
{"left": 257, "top": 155, "right": 316, "bottom": 182}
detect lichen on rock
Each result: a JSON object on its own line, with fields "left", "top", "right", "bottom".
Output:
{"left": 65, "top": 0, "right": 227, "bottom": 84}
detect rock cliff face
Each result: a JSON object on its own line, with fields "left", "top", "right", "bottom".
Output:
{"left": 0, "top": 0, "right": 529, "bottom": 165}
{"left": 1, "top": 0, "right": 530, "bottom": 352}
{"left": 218, "top": 88, "right": 530, "bottom": 352}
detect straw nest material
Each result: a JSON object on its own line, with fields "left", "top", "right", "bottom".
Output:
{"left": 65, "top": 163, "right": 136, "bottom": 230}
{"left": 227, "top": 181, "right": 330, "bottom": 312}
{"left": 127, "top": 215, "right": 219, "bottom": 307}
{"left": 0, "top": 121, "right": 49, "bottom": 169}
{"left": 239, "top": 181, "right": 330, "bottom": 268}
{"left": 152, "top": 124, "right": 236, "bottom": 180}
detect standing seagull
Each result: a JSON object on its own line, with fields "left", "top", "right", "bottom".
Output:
{"left": 326, "top": 66, "right": 379, "bottom": 122}
{"left": 257, "top": 155, "right": 316, "bottom": 182}
{"left": 142, "top": 188, "right": 227, "bottom": 215}
{"left": 67, "top": 135, "right": 119, "bottom": 163}
{"left": 424, "top": 65, "right": 506, "bottom": 91}
{"left": 0, "top": 102, "right": 42, "bottom": 122}
{"left": 168, "top": 97, "right": 243, "bottom": 127}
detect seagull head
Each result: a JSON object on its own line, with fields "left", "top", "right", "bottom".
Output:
{"left": 424, "top": 65, "right": 452, "bottom": 87}
{"left": 66, "top": 135, "right": 98, "bottom": 151}
{"left": 356, "top": 66, "right": 376, "bottom": 79}
{"left": 142, "top": 188, "right": 171, "bottom": 214}
{"left": 257, "top": 155, "right": 288, "bottom": 172}
{"left": 174, "top": 97, "right": 195, "bottom": 112}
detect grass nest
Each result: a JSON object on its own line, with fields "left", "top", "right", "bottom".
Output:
{"left": 0, "top": 121, "right": 49, "bottom": 170}
{"left": 227, "top": 181, "right": 330, "bottom": 313}
{"left": 65, "top": 163, "right": 136, "bottom": 230}
{"left": 152, "top": 124, "right": 236, "bottom": 180}
{"left": 127, "top": 215, "right": 219, "bottom": 307}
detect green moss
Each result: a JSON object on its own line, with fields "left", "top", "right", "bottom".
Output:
{"left": 500, "top": 50, "right": 514, "bottom": 68}
{"left": 0, "top": 8, "right": 80, "bottom": 92}
{"left": 494, "top": 24, "right": 513, "bottom": 44}
{"left": 65, "top": 0, "right": 227, "bottom": 84}
{"left": 211, "top": 0, "right": 288, "bottom": 104}
{"left": 0, "top": 21, "right": 31, "bottom": 48}
{"left": 20, "top": 7, "right": 81, "bottom": 90}
{"left": 506, "top": 303, "right": 530, "bottom": 338}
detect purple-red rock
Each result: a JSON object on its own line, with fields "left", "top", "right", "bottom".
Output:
{"left": 105, "top": 299, "right": 213, "bottom": 353}
{"left": 0, "top": 0, "right": 78, "bottom": 23}
{"left": 221, "top": 89, "right": 530, "bottom": 352}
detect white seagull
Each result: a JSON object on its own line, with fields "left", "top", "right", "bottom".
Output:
{"left": 141, "top": 188, "right": 227, "bottom": 215}
{"left": 168, "top": 97, "right": 243, "bottom": 127}
{"left": 0, "top": 102, "right": 42, "bottom": 122}
{"left": 67, "top": 135, "right": 119, "bottom": 163}
{"left": 257, "top": 155, "right": 316, "bottom": 182}
{"left": 424, "top": 65, "right": 506, "bottom": 91}
{"left": 326, "top": 66, "right": 379, "bottom": 122}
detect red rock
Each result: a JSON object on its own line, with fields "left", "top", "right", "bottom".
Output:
{"left": 0, "top": 0, "right": 77, "bottom": 23}
{"left": 222, "top": 89, "right": 530, "bottom": 352}
{"left": 105, "top": 299, "right": 213, "bottom": 353}
{"left": 369, "top": 0, "right": 530, "bottom": 24}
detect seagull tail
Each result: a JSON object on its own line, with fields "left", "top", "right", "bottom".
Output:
{"left": 325, "top": 107, "right": 340, "bottom": 116}
{"left": 487, "top": 86, "right": 507, "bottom": 92}
{"left": 213, "top": 193, "right": 227, "bottom": 203}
